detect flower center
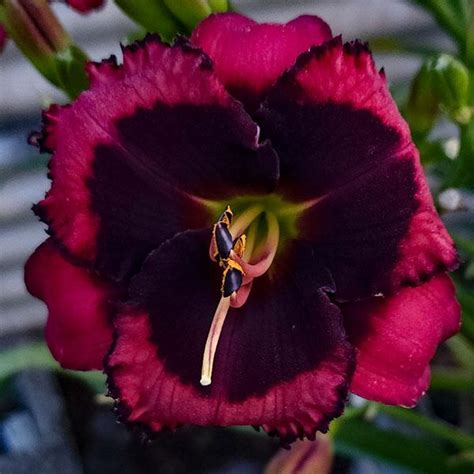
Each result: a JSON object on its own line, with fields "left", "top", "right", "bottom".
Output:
{"left": 200, "top": 204, "right": 280, "bottom": 386}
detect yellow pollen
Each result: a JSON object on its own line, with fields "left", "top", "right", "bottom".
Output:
{"left": 233, "top": 234, "right": 247, "bottom": 258}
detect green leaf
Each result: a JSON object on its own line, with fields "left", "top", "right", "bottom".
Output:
{"left": 377, "top": 405, "right": 474, "bottom": 451}
{"left": 0, "top": 343, "right": 106, "bottom": 395}
{"left": 331, "top": 416, "right": 456, "bottom": 473}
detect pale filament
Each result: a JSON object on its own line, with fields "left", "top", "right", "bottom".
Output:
{"left": 231, "top": 212, "right": 279, "bottom": 286}
{"left": 229, "top": 204, "right": 263, "bottom": 239}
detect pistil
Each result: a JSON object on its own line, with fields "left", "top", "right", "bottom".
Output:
{"left": 200, "top": 206, "right": 280, "bottom": 387}
{"left": 200, "top": 296, "right": 231, "bottom": 386}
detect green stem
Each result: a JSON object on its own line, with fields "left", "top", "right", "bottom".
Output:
{"left": 377, "top": 405, "right": 474, "bottom": 451}
{"left": 466, "top": 0, "right": 474, "bottom": 67}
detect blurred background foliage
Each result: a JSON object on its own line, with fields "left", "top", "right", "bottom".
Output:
{"left": 0, "top": 0, "right": 474, "bottom": 473}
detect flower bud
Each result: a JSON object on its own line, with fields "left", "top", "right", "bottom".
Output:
{"left": 0, "top": 0, "right": 70, "bottom": 82}
{"left": 163, "top": 0, "right": 228, "bottom": 30}
{"left": 0, "top": 0, "right": 89, "bottom": 97}
{"left": 116, "top": 0, "right": 228, "bottom": 42}
{"left": 406, "top": 62, "right": 439, "bottom": 136}
{"left": 115, "top": 0, "right": 181, "bottom": 42}
{"left": 430, "top": 54, "right": 470, "bottom": 123}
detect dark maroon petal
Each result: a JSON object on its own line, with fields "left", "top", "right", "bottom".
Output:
{"left": 343, "top": 274, "right": 460, "bottom": 406}
{"left": 65, "top": 0, "right": 104, "bottom": 13}
{"left": 258, "top": 37, "right": 457, "bottom": 299}
{"left": 35, "top": 36, "right": 278, "bottom": 281}
{"left": 258, "top": 36, "right": 413, "bottom": 200}
{"left": 25, "top": 239, "right": 119, "bottom": 370}
{"left": 191, "top": 13, "right": 332, "bottom": 110}
{"left": 106, "top": 229, "right": 354, "bottom": 443}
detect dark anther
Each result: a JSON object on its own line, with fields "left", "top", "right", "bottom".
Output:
{"left": 213, "top": 222, "right": 234, "bottom": 261}
{"left": 218, "top": 205, "right": 233, "bottom": 226}
{"left": 222, "top": 261, "right": 244, "bottom": 297}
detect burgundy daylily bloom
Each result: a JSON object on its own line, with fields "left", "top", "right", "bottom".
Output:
{"left": 26, "top": 13, "right": 460, "bottom": 444}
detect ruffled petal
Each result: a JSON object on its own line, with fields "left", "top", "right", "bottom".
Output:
{"left": 106, "top": 229, "right": 354, "bottom": 443}
{"left": 343, "top": 274, "right": 460, "bottom": 406}
{"left": 35, "top": 36, "right": 278, "bottom": 281}
{"left": 258, "top": 37, "right": 457, "bottom": 299}
{"left": 25, "top": 239, "right": 119, "bottom": 370}
{"left": 191, "top": 13, "right": 332, "bottom": 110}
{"left": 65, "top": 0, "right": 104, "bottom": 13}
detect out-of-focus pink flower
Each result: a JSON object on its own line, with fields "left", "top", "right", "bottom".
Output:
{"left": 265, "top": 435, "right": 333, "bottom": 474}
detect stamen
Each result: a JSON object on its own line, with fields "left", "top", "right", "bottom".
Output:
{"left": 202, "top": 208, "right": 281, "bottom": 385}
{"left": 242, "top": 221, "right": 258, "bottom": 260}
{"left": 232, "top": 212, "right": 279, "bottom": 280}
{"left": 221, "top": 259, "right": 244, "bottom": 297}
{"left": 233, "top": 234, "right": 246, "bottom": 258}
{"left": 200, "top": 296, "right": 231, "bottom": 386}
{"left": 229, "top": 204, "right": 264, "bottom": 239}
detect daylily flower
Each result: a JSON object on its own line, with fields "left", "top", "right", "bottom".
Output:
{"left": 26, "top": 13, "right": 460, "bottom": 444}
